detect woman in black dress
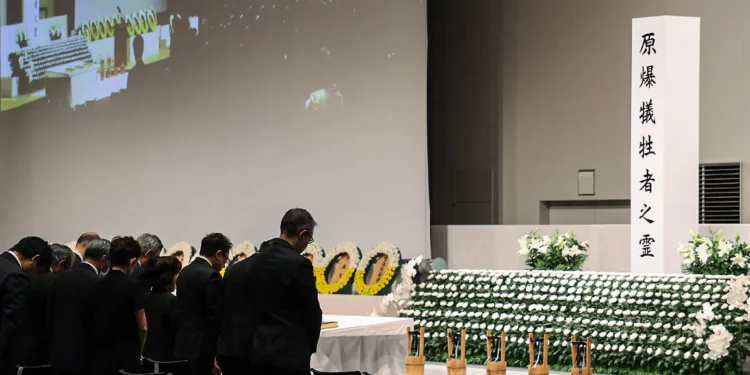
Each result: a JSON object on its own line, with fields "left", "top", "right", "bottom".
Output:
{"left": 142, "top": 256, "right": 182, "bottom": 361}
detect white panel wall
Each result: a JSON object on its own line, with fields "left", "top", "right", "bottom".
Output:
{"left": 433, "top": 224, "right": 750, "bottom": 272}
{"left": 500, "top": 0, "right": 750, "bottom": 225}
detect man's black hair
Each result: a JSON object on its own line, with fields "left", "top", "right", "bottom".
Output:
{"left": 10, "top": 237, "right": 53, "bottom": 269}
{"left": 109, "top": 236, "right": 141, "bottom": 267}
{"left": 280, "top": 208, "right": 317, "bottom": 237}
{"left": 200, "top": 233, "right": 233, "bottom": 257}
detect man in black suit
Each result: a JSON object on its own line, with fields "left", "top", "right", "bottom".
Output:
{"left": 71, "top": 232, "right": 100, "bottom": 267}
{"left": 49, "top": 239, "right": 110, "bottom": 375}
{"left": 174, "top": 233, "right": 231, "bottom": 375}
{"left": 87, "top": 236, "right": 147, "bottom": 375}
{"left": 134, "top": 233, "right": 163, "bottom": 295}
{"left": 217, "top": 208, "right": 322, "bottom": 375}
{"left": 49, "top": 243, "right": 75, "bottom": 274}
{"left": 0, "top": 237, "right": 53, "bottom": 375}
{"left": 15, "top": 244, "right": 75, "bottom": 367}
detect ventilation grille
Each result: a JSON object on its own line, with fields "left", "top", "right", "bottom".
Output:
{"left": 700, "top": 163, "right": 741, "bottom": 224}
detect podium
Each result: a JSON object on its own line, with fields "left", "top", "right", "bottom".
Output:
{"left": 571, "top": 336, "right": 593, "bottom": 375}
{"left": 446, "top": 329, "right": 467, "bottom": 375}
{"left": 527, "top": 334, "right": 549, "bottom": 375}
{"left": 486, "top": 331, "right": 506, "bottom": 375}
{"left": 406, "top": 327, "right": 425, "bottom": 375}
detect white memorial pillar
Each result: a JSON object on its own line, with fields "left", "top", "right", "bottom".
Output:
{"left": 630, "top": 16, "right": 700, "bottom": 274}
{"left": 23, "top": 0, "right": 40, "bottom": 45}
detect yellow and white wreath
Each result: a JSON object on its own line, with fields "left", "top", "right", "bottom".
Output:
{"left": 164, "top": 241, "right": 196, "bottom": 269}
{"left": 315, "top": 242, "right": 361, "bottom": 294}
{"left": 228, "top": 240, "right": 257, "bottom": 266}
{"left": 354, "top": 242, "right": 401, "bottom": 296}
{"left": 302, "top": 242, "right": 326, "bottom": 268}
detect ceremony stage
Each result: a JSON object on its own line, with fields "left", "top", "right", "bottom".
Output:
{"left": 424, "top": 364, "right": 602, "bottom": 375}
{"left": 313, "top": 314, "right": 412, "bottom": 375}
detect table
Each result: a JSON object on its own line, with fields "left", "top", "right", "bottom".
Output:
{"left": 45, "top": 63, "right": 128, "bottom": 108}
{"left": 311, "top": 314, "right": 413, "bottom": 375}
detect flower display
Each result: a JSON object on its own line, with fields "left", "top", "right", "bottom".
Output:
{"left": 400, "top": 269, "right": 750, "bottom": 375}
{"left": 302, "top": 242, "right": 326, "bottom": 268}
{"left": 314, "top": 242, "right": 361, "bottom": 295}
{"left": 679, "top": 229, "right": 750, "bottom": 276}
{"left": 355, "top": 242, "right": 401, "bottom": 296}
{"left": 164, "top": 241, "right": 196, "bottom": 268}
{"left": 373, "top": 256, "right": 424, "bottom": 316}
{"left": 227, "top": 240, "right": 257, "bottom": 267}
{"left": 519, "top": 228, "right": 589, "bottom": 271}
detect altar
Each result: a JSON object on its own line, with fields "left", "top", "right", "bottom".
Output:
{"left": 312, "top": 314, "right": 413, "bottom": 375}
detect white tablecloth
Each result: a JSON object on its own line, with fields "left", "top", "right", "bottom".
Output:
{"left": 312, "top": 315, "right": 413, "bottom": 375}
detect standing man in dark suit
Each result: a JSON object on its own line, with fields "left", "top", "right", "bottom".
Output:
{"left": 218, "top": 208, "right": 322, "bottom": 375}
{"left": 134, "top": 233, "right": 163, "bottom": 295}
{"left": 15, "top": 244, "right": 75, "bottom": 367}
{"left": 0, "top": 237, "right": 53, "bottom": 375}
{"left": 49, "top": 239, "right": 110, "bottom": 375}
{"left": 71, "top": 232, "right": 100, "bottom": 267}
{"left": 87, "top": 237, "right": 148, "bottom": 375}
{"left": 174, "top": 233, "right": 231, "bottom": 375}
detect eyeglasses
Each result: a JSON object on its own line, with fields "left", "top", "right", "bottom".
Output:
{"left": 302, "top": 231, "right": 314, "bottom": 244}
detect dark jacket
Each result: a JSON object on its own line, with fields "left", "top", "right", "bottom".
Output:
{"left": 15, "top": 272, "right": 56, "bottom": 366}
{"left": 247, "top": 239, "right": 322, "bottom": 371}
{"left": 130, "top": 262, "right": 151, "bottom": 298}
{"left": 0, "top": 252, "right": 30, "bottom": 373}
{"left": 49, "top": 263, "right": 100, "bottom": 374}
{"left": 173, "top": 257, "right": 222, "bottom": 361}
{"left": 86, "top": 270, "right": 144, "bottom": 375}
{"left": 143, "top": 288, "right": 180, "bottom": 361}
{"left": 216, "top": 256, "right": 255, "bottom": 360}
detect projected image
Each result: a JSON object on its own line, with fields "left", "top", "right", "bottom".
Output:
{"left": 0, "top": 0, "right": 171, "bottom": 112}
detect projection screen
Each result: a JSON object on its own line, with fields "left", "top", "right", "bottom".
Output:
{"left": 0, "top": 0, "right": 428, "bottom": 258}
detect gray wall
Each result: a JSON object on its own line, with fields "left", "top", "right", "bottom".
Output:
{"left": 430, "top": 0, "right": 750, "bottom": 226}
{"left": 0, "top": 0, "right": 429, "bottom": 257}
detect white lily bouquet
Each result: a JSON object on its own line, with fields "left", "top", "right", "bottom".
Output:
{"left": 678, "top": 229, "right": 750, "bottom": 276}
{"left": 518, "top": 228, "right": 589, "bottom": 271}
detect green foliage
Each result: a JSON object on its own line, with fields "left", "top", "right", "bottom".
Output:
{"left": 519, "top": 228, "right": 588, "bottom": 271}
{"left": 680, "top": 228, "right": 750, "bottom": 276}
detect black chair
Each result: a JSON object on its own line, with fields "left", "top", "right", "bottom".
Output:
{"left": 118, "top": 370, "right": 170, "bottom": 375}
{"left": 15, "top": 365, "right": 54, "bottom": 375}
{"left": 145, "top": 359, "right": 190, "bottom": 375}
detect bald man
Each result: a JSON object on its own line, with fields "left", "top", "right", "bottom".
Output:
{"left": 72, "top": 232, "right": 100, "bottom": 267}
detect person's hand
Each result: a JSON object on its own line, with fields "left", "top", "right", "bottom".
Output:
{"left": 213, "top": 358, "right": 222, "bottom": 375}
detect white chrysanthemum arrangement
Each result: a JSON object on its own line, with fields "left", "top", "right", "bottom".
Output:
{"left": 400, "top": 269, "right": 750, "bottom": 374}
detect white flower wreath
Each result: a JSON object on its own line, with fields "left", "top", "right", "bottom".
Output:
{"left": 358, "top": 242, "right": 401, "bottom": 272}
{"left": 164, "top": 241, "right": 196, "bottom": 268}
{"left": 326, "top": 242, "right": 361, "bottom": 269}
{"left": 302, "top": 242, "right": 326, "bottom": 268}
{"left": 228, "top": 241, "right": 256, "bottom": 263}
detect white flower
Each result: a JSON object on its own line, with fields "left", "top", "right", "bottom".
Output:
{"left": 731, "top": 253, "right": 747, "bottom": 268}
{"left": 718, "top": 241, "right": 733, "bottom": 257}
{"left": 706, "top": 325, "right": 734, "bottom": 360}
{"left": 696, "top": 244, "right": 711, "bottom": 264}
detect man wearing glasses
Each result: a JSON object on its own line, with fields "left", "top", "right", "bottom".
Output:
{"left": 217, "top": 208, "right": 322, "bottom": 375}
